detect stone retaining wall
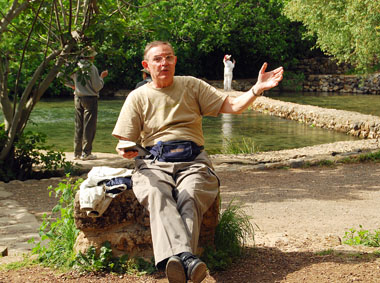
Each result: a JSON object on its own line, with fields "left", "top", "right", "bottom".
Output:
{"left": 303, "top": 74, "right": 380, "bottom": 94}
{"left": 252, "top": 96, "right": 380, "bottom": 139}
{"left": 296, "top": 57, "right": 351, "bottom": 75}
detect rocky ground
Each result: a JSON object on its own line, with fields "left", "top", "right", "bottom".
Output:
{"left": 1, "top": 144, "right": 380, "bottom": 282}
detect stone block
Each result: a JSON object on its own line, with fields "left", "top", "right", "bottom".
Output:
{"left": 74, "top": 189, "right": 219, "bottom": 259}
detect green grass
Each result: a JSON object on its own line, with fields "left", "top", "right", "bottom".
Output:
{"left": 202, "top": 200, "right": 256, "bottom": 271}
{"left": 340, "top": 150, "right": 380, "bottom": 163}
{"left": 222, "top": 137, "right": 258, "bottom": 154}
{"left": 301, "top": 150, "right": 380, "bottom": 169}
{"left": 0, "top": 256, "right": 36, "bottom": 271}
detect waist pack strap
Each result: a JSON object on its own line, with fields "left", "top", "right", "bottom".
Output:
{"left": 147, "top": 140, "right": 203, "bottom": 163}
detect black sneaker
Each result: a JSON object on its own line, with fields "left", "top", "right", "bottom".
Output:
{"left": 166, "top": 255, "right": 186, "bottom": 283}
{"left": 180, "top": 252, "right": 207, "bottom": 283}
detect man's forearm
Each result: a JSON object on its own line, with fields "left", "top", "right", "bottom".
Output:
{"left": 219, "top": 85, "right": 263, "bottom": 114}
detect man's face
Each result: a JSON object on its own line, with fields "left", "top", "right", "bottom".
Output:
{"left": 142, "top": 44, "right": 177, "bottom": 88}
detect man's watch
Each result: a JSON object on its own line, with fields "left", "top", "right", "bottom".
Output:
{"left": 251, "top": 88, "right": 261, "bottom": 97}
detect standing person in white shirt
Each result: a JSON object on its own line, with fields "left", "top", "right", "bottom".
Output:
{"left": 223, "top": 54, "right": 236, "bottom": 91}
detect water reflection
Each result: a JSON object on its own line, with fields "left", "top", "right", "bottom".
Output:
{"left": 221, "top": 114, "right": 233, "bottom": 149}
{"left": 203, "top": 109, "right": 358, "bottom": 154}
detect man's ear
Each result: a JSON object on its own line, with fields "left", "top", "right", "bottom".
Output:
{"left": 142, "top": 60, "right": 149, "bottom": 71}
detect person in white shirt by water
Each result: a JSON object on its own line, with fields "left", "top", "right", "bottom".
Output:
{"left": 223, "top": 54, "right": 235, "bottom": 91}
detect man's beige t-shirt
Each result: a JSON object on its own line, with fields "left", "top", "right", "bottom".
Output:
{"left": 112, "top": 76, "right": 228, "bottom": 147}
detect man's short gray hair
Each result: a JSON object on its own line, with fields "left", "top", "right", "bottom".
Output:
{"left": 144, "top": 41, "right": 175, "bottom": 60}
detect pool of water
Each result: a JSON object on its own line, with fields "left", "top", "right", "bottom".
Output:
{"left": 203, "top": 111, "right": 357, "bottom": 154}
{"left": 19, "top": 96, "right": 358, "bottom": 154}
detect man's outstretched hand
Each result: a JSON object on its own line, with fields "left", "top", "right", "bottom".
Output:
{"left": 254, "top": 63, "right": 284, "bottom": 95}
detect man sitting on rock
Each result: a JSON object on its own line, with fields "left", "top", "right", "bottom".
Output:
{"left": 112, "top": 40, "right": 283, "bottom": 283}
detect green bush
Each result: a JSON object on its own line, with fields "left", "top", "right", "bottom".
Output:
{"left": 343, "top": 225, "right": 380, "bottom": 247}
{"left": 32, "top": 176, "right": 156, "bottom": 274}
{"left": 280, "top": 71, "right": 305, "bottom": 92}
{"left": 31, "top": 175, "right": 82, "bottom": 269}
{"left": 0, "top": 124, "right": 74, "bottom": 181}
{"left": 74, "top": 242, "right": 155, "bottom": 275}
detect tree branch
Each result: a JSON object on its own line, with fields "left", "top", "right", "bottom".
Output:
{"left": 0, "top": 0, "right": 29, "bottom": 34}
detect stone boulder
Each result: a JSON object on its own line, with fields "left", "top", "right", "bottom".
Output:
{"left": 74, "top": 189, "right": 219, "bottom": 259}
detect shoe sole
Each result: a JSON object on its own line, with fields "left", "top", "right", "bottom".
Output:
{"left": 190, "top": 260, "right": 207, "bottom": 283}
{"left": 166, "top": 256, "right": 186, "bottom": 283}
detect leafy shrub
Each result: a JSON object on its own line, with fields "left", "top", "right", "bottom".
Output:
{"left": 31, "top": 175, "right": 82, "bottom": 269}
{"left": 343, "top": 225, "right": 380, "bottom": 247}
{"left": 280, "top": 71, "right": 305, "bottom": 92}
{"left": 0, "top": 124, "right": 74, "bottom": 181}
{"left": 32, "top": 176, "right": 156, "bottom": 275}
{"left": 74, "top": 241, "right": 155, "bottom": 275}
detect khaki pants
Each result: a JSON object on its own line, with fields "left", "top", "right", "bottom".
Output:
{"left": 132, "top": 151, "right": 220, "bottom": 265}
{"left": 74, "top": 96, "right": 98, "bottom": 156}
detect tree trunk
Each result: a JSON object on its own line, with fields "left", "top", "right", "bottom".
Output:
{"left": 0, "top": 42, "right": 75, "bottom": 161}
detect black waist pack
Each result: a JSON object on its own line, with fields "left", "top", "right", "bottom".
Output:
{"left": 148, "top": 140, "right": 204, "bottom": 162}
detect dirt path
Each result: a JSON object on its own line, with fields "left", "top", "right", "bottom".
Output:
{"left": 217, "top": 163, "right": 380, "bottom": 253}
{"left": 1, "top": 161, "right": 380, "bottom": 282}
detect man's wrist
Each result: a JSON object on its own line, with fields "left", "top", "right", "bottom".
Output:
{"left": 251, "top": 87, "right": 262, "bottom": 97}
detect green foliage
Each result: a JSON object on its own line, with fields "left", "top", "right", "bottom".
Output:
{"left": 0, "top": 124, "right": 74, "bottom": 181}
{"left": 30, "top": 175, "right": 156, "bottom": 274}
{"left": 284, "top": 0, "right": 380, "bottom": 72}
{"left": 31, "top": 175, "right": 82, "bottom": 269}
{"left": 53, "top": 0, "right": 315, "bottom": 90}
{"left": 343, "top": 225, "right": 380, "bottom": 247}
{"left": 202, "top": 200, "right": 256, "bottom": 271}
{"left": 2, "top": 0, "right": 315, "bottom": 93}
{"left": 340, "top": 151, "right": 380, "bottom": 164}
{"left": 280, "top": 71, "right": 305, "bottom": 92}
{"left": 74, "top": 242, "right": 155, "bottom": 275}
{"left": 222, "top": 137, "right": 258, "bottom": 154}
{"left": 357, "top": 151, "right": 380, "bottom": 163}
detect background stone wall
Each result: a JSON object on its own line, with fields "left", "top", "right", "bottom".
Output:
{"left": 302, "top": 73, "right": 380, "bottom": 94}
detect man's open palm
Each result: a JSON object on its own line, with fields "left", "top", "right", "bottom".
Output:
{"left": 257, "top": 63, "right": 284, "bottom": 91}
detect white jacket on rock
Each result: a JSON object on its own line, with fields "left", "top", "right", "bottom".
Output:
{"left": 79, "top": 166, "right": 133, "bottom": 217}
